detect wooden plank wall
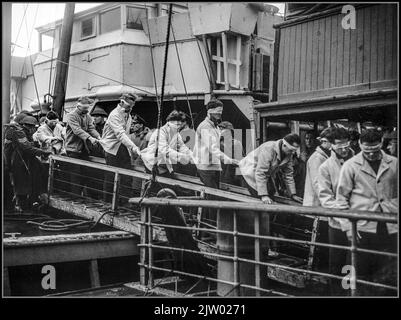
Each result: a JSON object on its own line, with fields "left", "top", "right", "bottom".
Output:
{"left": 277, "top": 4, "right": 397, "bottom": 101}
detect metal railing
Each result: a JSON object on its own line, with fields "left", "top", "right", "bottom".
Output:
{"left": 129, "top": 198, "right": 398, "bottom": 297}
{"left": 46, "top": 155, "right": 398, "bottom": 296}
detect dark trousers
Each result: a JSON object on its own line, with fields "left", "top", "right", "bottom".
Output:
{"left": 346, "top": 225, "right": 397, "bottom": 295}
{"left": 328, "top": 226, "right": 349, "bottom": 295}
{"left": 197, "top": 169, "right": 220, "bottom": 224}
{"left": 66, "top": 151, "right": 90, "bottom": 196}
{"left": 104, "top": 145, "right": 132, "bottom": 203}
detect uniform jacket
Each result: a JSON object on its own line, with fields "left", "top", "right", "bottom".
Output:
{"left": 140, "top": 123, "right": 193, "bottom": 173}
{"left": 336, "top": 151, "right": 398, "bottom": 234}
{"left": 4, "top": 124, "right": 48, "bottom": 195}
{"left": 239, "top": 139, "right": 296, "bottom": 196}
{"left": 317, "top": 150, "right": 354, "bottom": 229}
{"left": 33, "top": 123, "right": 66, "bottom": 154}
{"left": 100, "top": 104, "right": 135, "bottom": 156}
{"left": 65, "top": 108, "right": 100, "bottom": 153}
{"left": 193, "top": 117, "right": 232, "bottom": 171}
{"left": 303, "top": 146, "right": 330, "bottom": 206}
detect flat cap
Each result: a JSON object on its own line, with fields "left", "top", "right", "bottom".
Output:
{"left": 77, "top": 96, "right": 94, "bottom": 107}
{"left": 20, "top": 116, "right": 39, "bottom": 127}
{"left": 91, "top": 106, "right": 108, "bottom": 117}
{"left": 120, "top": 93, "right": 139, "bottom": 104}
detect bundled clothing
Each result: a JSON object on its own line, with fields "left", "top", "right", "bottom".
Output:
{"left": 303, "top": 146, "right": 331, "bottom": 207}
{"left": 239, "top": 139, "right": 296, "bottom": 197}
{"left": 129, "top": 126, "right": 152, "bottom": 166}
{"left": 33, "top": 123, "right": 66, "bottom": 155}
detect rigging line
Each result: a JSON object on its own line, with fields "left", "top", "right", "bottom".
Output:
{"left": 11, "top": 3, "right": 29, "bottom": 55}
{"left": 194, "top": 36, "right": 212, "bottom": 89}
{"left": 151, "top": 3, "right": 174, "bottom": 182}
{"left": 15, "top": 4, "right": 39, "bottom": 111}
{"left": 31, "top": 50, "right": 155, "bottom": 96}
{"left": 25, "top": 4, "right": 42, "bottom": 114}
{"left": 48, "top": 28, "right": 56, "bottom": 98}
{"left": 144, "top": 3, "right": 161, "bottom": 107}
{"left": 170, "top": 22, "right": 194, "bottom": 129}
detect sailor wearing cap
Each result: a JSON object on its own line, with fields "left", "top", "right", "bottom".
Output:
{"left": 100, "top": 93, "right": 141, "bottom": 201}
{"left": 91, "top": 106, "right": 108, "bottom": 136}
{"left": 4, "top": 114, "right": 52, "bottom": 212}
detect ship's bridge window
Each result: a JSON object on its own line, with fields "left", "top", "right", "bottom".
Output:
{"left": 40, "top": 29, "right": 57, "bottom": 51}
{"left": 100, "top": 7, "right": 121, "bottom": 34}
{"left": 81, "top": 16, "right": 96, "bottom": 39}
{"left": 126, "top": 6, "right": 146, "bottom": 30}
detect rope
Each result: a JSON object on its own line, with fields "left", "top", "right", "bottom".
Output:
{"left": 11, "top": 3, "right": 29, "bottom": 55}
{"left": 15, "top": 4, "right": 40, "bottom": 112}
{"left": 27, "top": 219, "right": 95, "bottom": 231}
{"left": 194, "top": 37, "right": 213, "bottom": 92}
{"left": 150, "top": 3, "right": 173, "bottom": 184}
{"left": 30, "top": 50, "right": 154, "bottom": 95}
{"left": 48, "top": 28, "right": 56, "bottom": 98}
{"left": 170, "top": 22, "right": 194, "bottom": 128}
{"left": 144, "top": 3, "right": 161, "bottom": 108}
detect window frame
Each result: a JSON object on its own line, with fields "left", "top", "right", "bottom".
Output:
{"left": 80, "top": 15, "right": 97, "bottom": 40}
{"left": 99, "top": 6, "right": 122, "bottom": 35}
{"left": 125, "top": 5, "right": 147, "bottom": 31}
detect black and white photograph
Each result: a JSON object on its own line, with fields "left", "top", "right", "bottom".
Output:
{"left": 1, "top": 1, "right": 398, "bottom": 302}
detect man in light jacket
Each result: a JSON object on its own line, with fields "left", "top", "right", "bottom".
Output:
{"left": 100, "top": 93, "right": 141, "bottom": 202}
{"left": 141, "top": 110, "right": 193, "bottom": 177}
{"left": 239, "top": 133, "right": 301, "bottom": 204}
{"left": 193, "top": 99, "right": 238, "bottom": 189}
{"left": 317, "top": 127, "right": 354, "bottom": 294}
{"left": 336, "top": 129, "right": 398, "bottom": 286}
{"left": 303, "top": 127, "right": 336, "bottom": 207}
{"left": 34, "top": 110, "right": 66, "bottom": 155}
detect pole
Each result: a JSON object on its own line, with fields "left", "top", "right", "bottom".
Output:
{"left": 52, "top": 2, "right": 75, "bottom": 120}
{"left": 2, "top": 2, "right": 12, "bottom": 126}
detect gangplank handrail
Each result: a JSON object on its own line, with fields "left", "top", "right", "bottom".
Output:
{"left": 49, "top": 155, "right": 259, "bottom": 203}
{"left": 129, "top": 198, "right": 398, "bottom": 223}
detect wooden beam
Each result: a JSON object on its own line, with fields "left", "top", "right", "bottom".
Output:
{"left": 236, "top": 35, "right": 241, "bottom": 88}
{"left": 89, "top": 259, "right": 101, "bottom": 288}
{"left": 222, "top": 32, "right": 229, "bottom": 91}
{"left": 3, "top": 267, "right": 11, "bottom": 296}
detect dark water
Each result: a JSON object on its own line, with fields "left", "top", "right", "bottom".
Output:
{"left": 4, "top": 207, "right": 140, "bottom": 296}
{"left": 3, "top": 207, "right": 114, "bottom": 238}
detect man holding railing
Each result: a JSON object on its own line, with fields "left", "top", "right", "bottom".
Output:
{"left": 336, "top": 129, "right": 398, "bottom": 291}
{"left": 238, "top": 133, "right": 302, "bottom": 204}
{"left": 99, "top": 93, "right": 141, "bottom": 202}
{"left": 64, "top": 96, "right": 101, "bottom": 196}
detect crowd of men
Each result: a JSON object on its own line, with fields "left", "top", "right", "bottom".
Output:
{"left": 3, "top": 94, "right": 398, "bottom": 294}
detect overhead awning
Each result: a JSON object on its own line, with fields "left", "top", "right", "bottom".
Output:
{"left": 254, "top": 89, "right": 397, "bottom": 124}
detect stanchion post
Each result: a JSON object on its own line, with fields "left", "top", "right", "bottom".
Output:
{"left": 147, "top": 206, "right": 154, "bottom": 288}
{"left": 140, "top": 206, "right": 148, "bottom": 286}
{"left": 350, "top": 220, "right": 358, "bottom": 296}
{"left": 233, "top": 210, "right": 239, "bottom": 296}
{"left": 254, "top": 212, "right": 261, "bottom": 296}
{"left": 47, "top": 157, "right": 54, "bottom": 197}
{"left": 111, "top": 172, "right": 120, "bottom": 211}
